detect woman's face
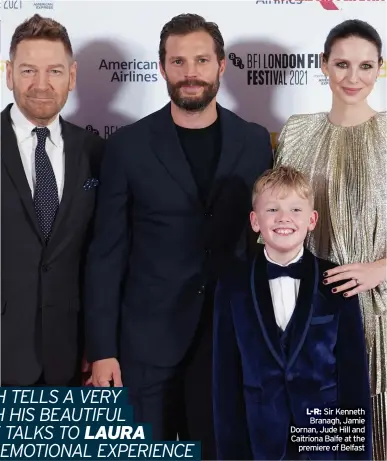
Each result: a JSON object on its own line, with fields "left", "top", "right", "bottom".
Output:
{"left": 322, "top": 36, "right": 381, "bottom": 106}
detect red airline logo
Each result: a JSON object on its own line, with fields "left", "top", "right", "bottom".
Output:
{"left": 319, "top": 0, "right": 338, "bottom": 9}
{"left": 301, "top": 0, "right": 385, "bottom": 10}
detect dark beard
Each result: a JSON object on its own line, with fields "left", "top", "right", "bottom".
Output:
{"left": 166, "top": 75, "right": 220, "bottom": 112}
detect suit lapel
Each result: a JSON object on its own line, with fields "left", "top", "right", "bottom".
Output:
{"left": 149, "top": 103, "right": 243, "bottom": 208}
{"left": 150, "top": 103, "right": 200, "bottom": 206}
{"left": 1, "top": 104, "right": 44, "bottom": 244}
{"left": 47, "top": 119, "right": 82, "bottom": 249}
{"left": 287, "top": 249, "right": 318, "bottom": 369}
{"left": 251, "top": 246, "right": 285, "bottom": 369}
{"left": 207, "top": 105, "right": 243, "bottom": 207}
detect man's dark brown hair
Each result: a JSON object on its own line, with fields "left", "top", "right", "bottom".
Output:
{"left": 159, "top": 13, "right": 225, "bottom": 67}
{"left": 9, "top": 14, "right": 73, "bottom": 60}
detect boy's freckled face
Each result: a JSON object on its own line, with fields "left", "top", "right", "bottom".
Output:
{"left": 250, "top": 187, "right": 318, "bottom": 258}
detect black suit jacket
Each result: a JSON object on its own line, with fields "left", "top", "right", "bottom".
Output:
{"left": 1, "top": 103, "right": 104, "bottom": 385}
{"left": 84, "top": 102, "right": 273, "bottom": 368}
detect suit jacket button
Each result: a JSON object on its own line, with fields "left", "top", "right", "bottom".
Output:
{"left": 198, "top": 286, "right": 205, "bottom": 295}
{"left": 42, "top": 264, "right": 49, "bottom": 272}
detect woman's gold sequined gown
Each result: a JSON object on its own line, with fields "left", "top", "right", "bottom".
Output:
{"left": 275, "top": 112, "right": 387, "bottom": 460}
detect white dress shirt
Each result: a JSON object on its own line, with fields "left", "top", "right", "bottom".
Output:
{"left": 10, "top": 103, "right": 65, "bottom": 202}
{"left": 264, "top": 247, "right": 304, "bottom": 331}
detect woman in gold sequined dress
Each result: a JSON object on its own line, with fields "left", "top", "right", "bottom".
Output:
{"left": 275, "top": 20, "right": 386, "bottom": 460}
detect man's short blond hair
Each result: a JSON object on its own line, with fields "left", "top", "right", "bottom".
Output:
{"left": 252, "top": 166, "right": 314, "bottom": 208}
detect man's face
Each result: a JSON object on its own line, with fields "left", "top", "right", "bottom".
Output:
{"left": 6, "top": 38, "right": 76, "bottom": 125}
{"left": 160, "top": 30, "right": 225, "bottom": 111}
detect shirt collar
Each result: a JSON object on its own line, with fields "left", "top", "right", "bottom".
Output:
{"left": 10, "top": 102, "right": 62, "bottom": 146}
{"left": 264, "top": 246, "right": 304, "bottom": 267}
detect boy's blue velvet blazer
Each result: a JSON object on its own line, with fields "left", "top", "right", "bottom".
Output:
{"left": 213, "top": 246, "right": 371, "bottom": 460}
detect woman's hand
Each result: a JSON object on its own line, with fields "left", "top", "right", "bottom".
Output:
{"left": 323, "top": 259, "right": 387, "bottom": 297}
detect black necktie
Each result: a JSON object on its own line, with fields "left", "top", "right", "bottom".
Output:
{"left": 33, "top": 127, "right": 59, "bottom": 242}
{"left": 266, "top": 259, "right": 303, "bottom": 280}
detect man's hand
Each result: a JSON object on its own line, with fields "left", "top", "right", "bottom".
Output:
{"left": 82, "top": 356, "right": 92, "bottom": 373}
{"left": 89, "top": 358, "right": 123, "bottom": 387}
{"left": 81, "top": 354, "right": 92, "bottom": 385}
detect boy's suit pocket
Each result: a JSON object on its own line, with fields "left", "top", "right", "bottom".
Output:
{"left": 310, "top": 314, "right": 334, "bottom": 325}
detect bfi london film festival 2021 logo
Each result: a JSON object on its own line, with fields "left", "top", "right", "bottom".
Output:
{"left": 86, "top": 57, "right": 159, "bottom": 138}
{"left": 229, "top": 51, "right": 324, "bottom": 87}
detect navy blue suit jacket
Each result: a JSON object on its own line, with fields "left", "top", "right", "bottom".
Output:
{"left": 213, "top": 246, "right": 371, "bottom": 460}
{"left": 84, "top": 103, "right": 273, "bottom": 369}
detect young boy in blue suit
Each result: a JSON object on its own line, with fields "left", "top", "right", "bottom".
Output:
{"left": 213, "top": 166, "right": 371, "bottom": 460}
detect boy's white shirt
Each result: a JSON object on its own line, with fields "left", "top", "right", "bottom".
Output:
{"left": 264, "top": 246, "right": 304, "bottom": 331}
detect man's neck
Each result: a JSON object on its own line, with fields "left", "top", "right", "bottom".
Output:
{"left": 265, "top": 244, "right": 303, "bottom": 266}
{"left": 171, "top": 99, "right": 217, "bottom": 129}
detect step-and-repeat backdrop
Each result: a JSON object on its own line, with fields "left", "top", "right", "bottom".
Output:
{"left": 1, "top": 0, "right": 386, "bottom": 147}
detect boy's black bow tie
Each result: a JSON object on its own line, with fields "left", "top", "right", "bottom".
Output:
{"left": 266, "top": 259, "right": 303, "bottom": 280}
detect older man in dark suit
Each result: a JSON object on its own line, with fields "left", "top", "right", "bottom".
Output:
{"left": 1, "top": 14, "right": 104, "bottom": 386}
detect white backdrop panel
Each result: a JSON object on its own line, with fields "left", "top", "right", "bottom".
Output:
{"left": 1, "top": 0, "right": 386, "bottom": 144}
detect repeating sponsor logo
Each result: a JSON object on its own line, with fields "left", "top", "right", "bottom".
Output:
{"left": 229, "top": 52, "right": 322, "bottom": 86}
{"left": 314, "top": 70, "right": 329, "bottom": 86}
{"left": 86, "top": 125, "right": 126, "bottom": 139}
{"left": 99, "top": 59, "right": 158, "bottom": 83}
{"left": 86, "top": 125, "right": 100, "bottom": 136}
{"left": 255, "top": 0, "right": 385, "bottom": 10}
{"left": 256, "top": 0, "right": 303, "bottom": 4}
{"left": 1, "top": 1, "right": 23, "bottom": 9}
{"left": 33, "top": 0, "right": 54, "bottom": 9}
